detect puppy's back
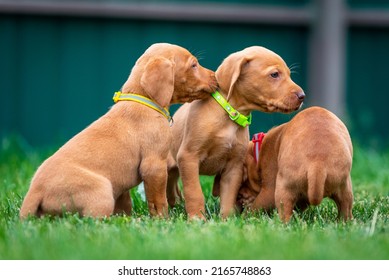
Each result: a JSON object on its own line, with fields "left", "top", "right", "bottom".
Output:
{"left": 278, "top": 106, "right": 353, "bottom": 202}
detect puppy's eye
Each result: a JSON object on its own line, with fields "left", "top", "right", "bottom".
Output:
{"left": 191, "top": 63, "right": 198, "bottom": 69}
{"left": 270, "top": 72, "right": 279, "bottom": 78}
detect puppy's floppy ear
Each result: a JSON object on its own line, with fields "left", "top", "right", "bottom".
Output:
{"left": 141, "top": 56, "right": 175, "bottom": 108}
{"left": 216, "top": 55, "right": 250, "bottom": 101}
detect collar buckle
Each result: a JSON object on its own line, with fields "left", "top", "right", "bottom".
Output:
{"left": 229, "top": 111, "right": 239, "bottom": 121}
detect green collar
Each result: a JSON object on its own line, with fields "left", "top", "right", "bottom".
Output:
{"left": 113, "top": 91, "right": 172, "bottom": 123}
{"left": 211, "top": 91, "right": 252, "bottom": 128}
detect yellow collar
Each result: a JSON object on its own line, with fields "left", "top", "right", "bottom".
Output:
{"left": 113, "top": 91, "right": 172, "bottom": 123}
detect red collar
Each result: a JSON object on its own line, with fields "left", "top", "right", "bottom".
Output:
{"left": 252, "top": 132, "right": 266, "bottom": 163}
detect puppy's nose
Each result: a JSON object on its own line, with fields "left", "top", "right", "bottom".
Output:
{"left": 295, "top": 91, "right": 305, "bottom": 101}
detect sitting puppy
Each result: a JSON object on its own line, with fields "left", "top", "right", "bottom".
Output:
{"left": 20, "top": 43, "right": 217, "bottom": 219}
{"left": 167, "top": 46, "right": 305, "bottom": 219}
{"left": 236, "top": 106, "right": 353, "bottom": 222}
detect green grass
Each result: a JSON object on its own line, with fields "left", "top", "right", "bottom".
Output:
{"left": 0, "top": 136, "right": 388, "bottom": 260}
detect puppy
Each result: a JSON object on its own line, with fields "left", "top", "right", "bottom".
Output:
{"left": 20, "top": 43, "right": 217, "bottom": 219}
{"left": 238, "top": 106, "right": 353, "bottom": 222}
{"left": 167, "top": 46, "right": 305, "bottom": 219}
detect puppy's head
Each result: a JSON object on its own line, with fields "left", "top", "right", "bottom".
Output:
{"left": 216, "top": 46, "right": 304, "bottom": 113}
{"left": 129, "top": 43, "right": 217, "bottom": 108}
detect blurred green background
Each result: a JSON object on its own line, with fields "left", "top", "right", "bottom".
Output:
{"left": 1, "top": 0, "right": 388, "bottom": 149}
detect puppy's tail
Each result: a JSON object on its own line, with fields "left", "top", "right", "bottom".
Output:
{"left": 307, "top": 164, "right": 326, "bottom": 206}
{"left": 19, "top": 188, "right": 43, "bottom": 219}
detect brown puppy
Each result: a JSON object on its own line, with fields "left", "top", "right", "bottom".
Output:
{"left": 20, "top": 43, "right": 217, "bottom": 219}
{"left": 167, "top": 46, "right": 304, "bottom": 219}
{"left": 238, "top": 106, "right": 353, "bottom": 222}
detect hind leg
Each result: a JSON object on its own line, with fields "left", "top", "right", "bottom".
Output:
{"left": 79, "top": 176, "right": 115, "bottom": 217}
{"left": 212, "top": 174, "right": 221, "bottom": 197}
{"left": 274, "top": 175, "right": 297, "bottom": 223}
{"left": 275, "top": 189, "right": 296, "bottom": 223}
{"left": 39, "top": 171, "right": 115, "bottom": 218}
{"left": 332, "top": 176, "right": 353, "bottom": 221}
{"left": 82, "top": 190, "right": 115, "bottom": 218}
{"left": 167, "top": 166, "right": 182, "bottom": 207}
{"left": 114, "top": 191, "right": 132, "bottom": 215}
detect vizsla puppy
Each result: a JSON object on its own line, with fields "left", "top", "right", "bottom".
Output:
{"left": 167, "top": 46, "right": 305, "bottom": 219}
{"left": 20, "top": 43, "right": 217, "bottom": 219}
{"left": 238, "top": 106, "right": 353, "bottom": 222}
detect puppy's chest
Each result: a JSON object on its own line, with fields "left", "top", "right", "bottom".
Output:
{"left": 199, "top": 125, "right": 246, "bottom": 171}
{"left": 215, "top": 125, "right": 241, "bottom": 149}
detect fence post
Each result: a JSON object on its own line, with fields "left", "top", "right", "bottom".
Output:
{"left": 308, "top": 0, "right": 347, "bottom": 118}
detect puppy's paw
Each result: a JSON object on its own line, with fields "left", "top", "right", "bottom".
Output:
{"left": 188, "top": 214, "right": 207, "bottom": 222}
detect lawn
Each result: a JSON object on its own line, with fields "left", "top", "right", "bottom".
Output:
{"left": 0, "top": 136, "right": 388, "bottom": 260}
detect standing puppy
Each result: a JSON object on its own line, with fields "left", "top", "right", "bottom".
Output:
{"left": 167, "top": 46, "right": 305, "bottom": 219}
{"left": 20, "top": 43, "right": 217, "bottom": 219}
{"left": 239, "top": 107, "right": 353, "bottom": 222}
